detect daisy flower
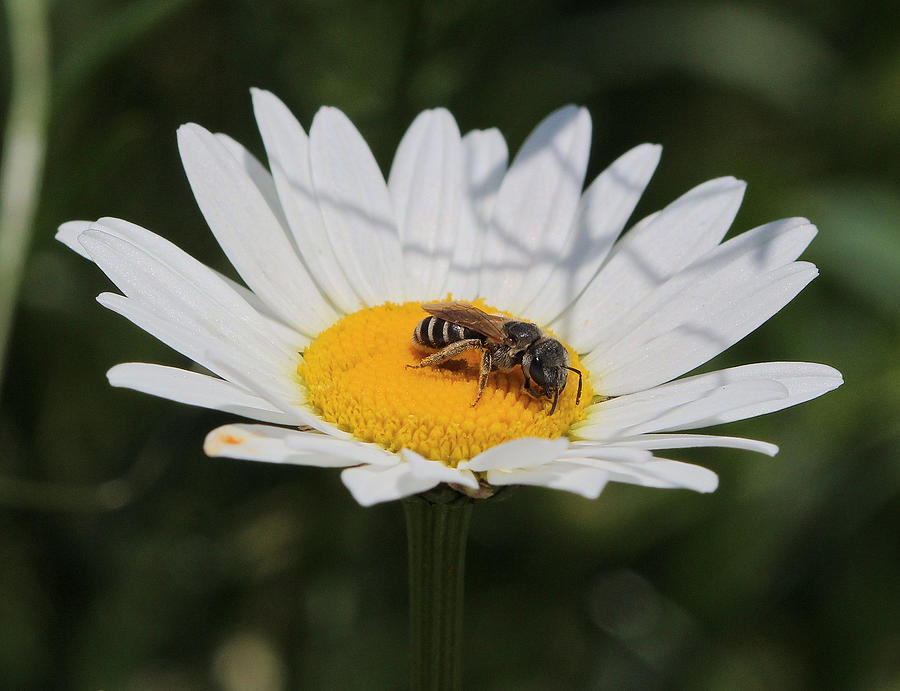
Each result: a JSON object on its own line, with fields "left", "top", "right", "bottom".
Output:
{"left": 57, "top": 90, "right": 842, "bottom": 507}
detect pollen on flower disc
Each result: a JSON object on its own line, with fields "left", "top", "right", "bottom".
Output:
{"left": 297, "top": 302, "right": 592, "bottom": 466}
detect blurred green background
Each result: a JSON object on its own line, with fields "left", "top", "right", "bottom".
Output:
{"left": 1, "top": 0, "right": 898, "bottom": 689}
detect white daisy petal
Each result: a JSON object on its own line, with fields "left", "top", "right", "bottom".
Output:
{"left": 250, "top": 88, "right": 360, "bottom": 314}
{"left": 552, "top": 176, "right": 745, "bottom": 349}
{"left": 568, "top": 457, "right": 719, "bottom": 493}
{"left": 389, "top": 109, "right": 464, "bottom": 300}
{"left": 576, "top": 362, "right": 841, "bottom": 440}
{"left": 96, "top": 293, "right": 297, "bottom": 405}
{"left": 56, "top": 220, "right": 92, "bottom": 259}
{"left": 177, "top": 123, "right": 337, "bottom": 334}
{"left": 79, "top": 228, "right": 297, "bottom": 372}
{"left": 205, "top": 424, "right": 322, "bottom": 464}
{"left": 200, "top": 347, "right": 349, "bottom": 439}
{"left": 402, "top": 449, "right": 479, "bottom": 489}
{"left": 85, "top": 217, "right": 304, "bottom": 350}
{"left": 588, "top": 217, "right": 817, "bottom": 356}
{"left": 524, "top": 143, "right": 662, "bottom": 325}
{"left": 213, "top": 132, "right": 290, "bottom": 231}
{"left": 211, "top": 271, "right": 307, "bottom": 344}
{"left": 341, "top": 463, "right": 439, "bottom": 507}
{"left": 562, "top": 444, "right": 654, "bottom": 463}
{"left": 711, "top": 362, "right": 843, "bottom": 422}
{"left": 462, "top": 437, "right": 571, "bottom": 472}
{"left": 309, "top": 107, "right": 405, "bottom": 305}
{"left": 638, "top": 459, "right": 719, "bottom": 492}
{"left": 108, "top": 363, "right": 302, "bottom": 425}
{"left": 443, "top": 128, "right": 508, "bottom": 300}
{"left": 588, "top": 261, "right": 819, "bottom": 393}
{"left": 486, "top": 462, "right": 610, "bottom": 499}
{"left": 575, "top": 379, "right": 788, "bottom": 440}
{"left": 97, "top": 292, "right": 221, "bottom": 370}
{"left": 609, "top": 433, "right": 779, "bottom": 457}
{"left": 478, "top": 106, "right": 592, "bottom": 313}
{"left": 205, "top": 423, "right": 394, "bottom": 467}
{"left": 462, "top": 129, "right": 508, "bottom": 223}
{"left": 283, "top": 432, "right": 398, "bottom": 465}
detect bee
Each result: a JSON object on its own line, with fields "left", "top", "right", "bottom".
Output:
{"left": 408, "top": 302, "right": 583, "bottom": 414}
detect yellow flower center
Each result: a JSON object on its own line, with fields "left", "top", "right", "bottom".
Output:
{"left": 297, "top": 301, "right": 592, "bottom": 466}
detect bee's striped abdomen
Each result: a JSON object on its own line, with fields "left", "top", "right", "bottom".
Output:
{"left": 412, "top": 317, "right": 483, "bottom": 349}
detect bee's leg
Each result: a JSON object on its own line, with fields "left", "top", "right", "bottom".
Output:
{"left": 521, "top": 369, "right": 543, "bottom": 399}
{"left": 407, "top": 338, "right": 483, "bottom": 369}
{"left": 472, "top": 348, "right": 493, "bottom": 406}
{"left": 548, "top": 387, "right": 561, "bottom": 415}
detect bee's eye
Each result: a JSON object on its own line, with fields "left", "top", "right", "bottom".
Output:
{"left": 529, "top": 357, "right": 550, "bottom": 386}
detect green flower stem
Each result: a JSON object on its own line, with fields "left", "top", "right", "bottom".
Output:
{"left": 404, "top": 487, "right": 473, "bottom": 690}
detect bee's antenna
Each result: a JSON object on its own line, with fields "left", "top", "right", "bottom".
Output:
{"left": 564, "top": 366, "right": 583, "bottom": 405}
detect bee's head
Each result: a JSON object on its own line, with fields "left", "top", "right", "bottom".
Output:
{"left": 503, "top": 321, "right": 541, "bottom": 351}
{"left": 523, "top": 339, "right": 582, "bottom": 414}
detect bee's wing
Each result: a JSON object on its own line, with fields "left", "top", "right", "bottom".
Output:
{"left": 421, "top": 302, "right": 510, "bottom": 342}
